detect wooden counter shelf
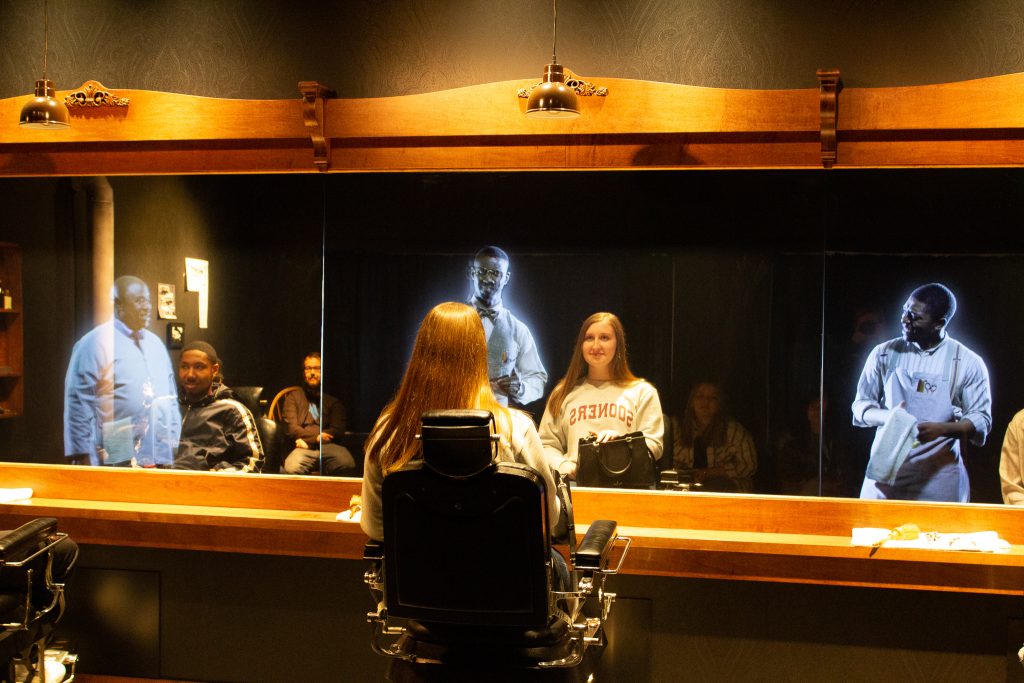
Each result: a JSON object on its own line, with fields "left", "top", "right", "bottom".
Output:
{"left": 1, "top": 463, "right": 1022, "bottom": 596}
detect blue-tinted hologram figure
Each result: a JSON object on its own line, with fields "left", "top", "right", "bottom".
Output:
{"left": 63, "top": 275, "right": 180, "bottom": 467}
{"left": 466, "top": 246, "right": 547, "bottom": 407}
{"left": 852, "top": 283, "right": 991, "bottom": 502}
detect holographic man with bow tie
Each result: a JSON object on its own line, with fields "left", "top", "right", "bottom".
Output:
{"left": 467, "top": 246, "right": 547, "bottom": 407}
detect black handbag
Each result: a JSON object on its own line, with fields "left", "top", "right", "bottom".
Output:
{"left": 576, "top": 431, "right": 656, "bottom": 489}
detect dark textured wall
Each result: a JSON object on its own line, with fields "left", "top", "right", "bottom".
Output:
{"left": 2, "top": 0, "right": 1024, "bottom": 101}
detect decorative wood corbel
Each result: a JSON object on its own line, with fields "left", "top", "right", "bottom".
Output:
{"left": 816, "top": 69, "right": 842, "bottom": 169}
{"left": 64, "top": 80, "right": 130, "bottom": 108}
{"left": 298, "top": 81, "right": 334, "bottom": 172}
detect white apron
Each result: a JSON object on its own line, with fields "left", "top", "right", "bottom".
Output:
{"left": 860, "top": 342, "right": 968, "bottom": 502}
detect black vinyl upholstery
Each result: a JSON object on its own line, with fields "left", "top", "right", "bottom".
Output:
{"left": 574, "top": 520, "right": 618, "bottom": 571}
{"left": 0, "top": 518, "right": 56, "bottom": 563}
{"left": 383, "top": 460, "right": 549, "bottom": 627}
{"left": 366, "top": 410, "right": 629, "bottom": 674}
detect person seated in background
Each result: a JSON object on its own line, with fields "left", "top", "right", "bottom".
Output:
{"left": 174, "top": 341, "right": 264, "bottom": 472}
{"left": 538, "top": 311, "right": 664, "bottom": 478}
{"left": 774, "top": 392, "right": 842, "bottom": 496}
{"left": 280, "top": 351, "right": 356, "bottom": 476}
{"left": 672, "top": 381, "right": 757, "bottom": 492}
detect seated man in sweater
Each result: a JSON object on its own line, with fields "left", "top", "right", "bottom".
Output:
{"left": 174, "top": 341, "right": 264, "bottom": 472}
{"left": 280, "top": 351, "right": 356, "bottom": 476}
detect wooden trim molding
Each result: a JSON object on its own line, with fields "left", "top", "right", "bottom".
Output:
{"left": 298, "top": 81, "right": 334, "bottom": 172}
{"left": 3, "top": 72, "right": 1024, "bottom": 175}
{"left": 1, "top": 463, "right": 1022, "bottom": 595}
{"left": 816, "top": 68, "right": 841, "bottom": 169}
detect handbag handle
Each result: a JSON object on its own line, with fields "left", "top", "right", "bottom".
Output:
{"left": 595, "top": 435, "right": 637, "bottom": 477}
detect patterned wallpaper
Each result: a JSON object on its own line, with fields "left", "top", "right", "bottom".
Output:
{"left": 1, "top": 0, "right": 1024, "bottom": 100}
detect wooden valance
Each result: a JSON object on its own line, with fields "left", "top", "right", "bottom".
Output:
{"left": 2, "top": 72, "right": 1024, "bottom": 175}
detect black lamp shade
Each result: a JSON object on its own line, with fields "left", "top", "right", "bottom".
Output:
{"left": 20, "top": 79, "right": 70, "bottom": 129}
{"left": 525, "top": 64, "right": 580, "bottom": 119}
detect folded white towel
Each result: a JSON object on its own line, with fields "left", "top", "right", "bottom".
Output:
{"left": 866, "top": 407, "right": 918, "bottom": 485}
{"left": 852, "top": 527, "right": 1010, "bottom": 552}
{"left": 0, "top": 488, "right": 33, "bottom": 503}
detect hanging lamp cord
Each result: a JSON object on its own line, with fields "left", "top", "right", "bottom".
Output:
{"left": 551, "top": 0, "right": 558, "bottom": 64}
{"left": 42, "top": 0, "right": 50, "bottom": 81}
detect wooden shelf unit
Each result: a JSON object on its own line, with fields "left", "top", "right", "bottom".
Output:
{"left": 0, "top": 242, "right": 23, "bottom": 417}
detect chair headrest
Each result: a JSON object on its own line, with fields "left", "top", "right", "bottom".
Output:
{"left": 419, "top": 409, "right": 497, "bottom": 478}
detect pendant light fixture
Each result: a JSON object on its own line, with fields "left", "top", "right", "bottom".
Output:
{"left": 19, "top": 0, "right": 71, "bottom": 129}
{"left": 525, "top": 0, "right": 580, "bottom": 119}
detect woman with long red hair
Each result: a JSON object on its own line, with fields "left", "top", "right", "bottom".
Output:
{"left": 360, "top": 302, "right": 559, "bottom": 540}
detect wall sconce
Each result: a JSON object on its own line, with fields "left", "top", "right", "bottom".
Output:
{"left": 19, "top": 0, "right": 70, "bottom": 129}
{"left": 519, "top": 0, "right": 606, "bottom": 118}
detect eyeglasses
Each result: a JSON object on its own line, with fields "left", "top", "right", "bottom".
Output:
{"left": 470, "top": 266, "right": 505, "bottom": 279}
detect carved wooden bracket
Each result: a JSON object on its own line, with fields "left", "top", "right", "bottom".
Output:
{"left": 64, "top": 80, "right": 130, "bottom": 108}
{"left": 298, "top": 81, "right": 334, "bottom": 172}
{"left": 816, "top": 69, "right": 842, "bottom": 169}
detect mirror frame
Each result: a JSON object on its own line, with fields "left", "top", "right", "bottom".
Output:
{"left": 1, "top": 72, "right": 1023, "bottom": 537}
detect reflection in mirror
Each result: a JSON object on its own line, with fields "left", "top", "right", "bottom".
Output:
{"left": 8, "top": 169, "right": 1020, "bottom": 505}
{"left": 323, "top": 171, "right": 825, "bottom": 496}
{"left": 0, "top": 175, "right": 327, "bottom": 476}
{"left": 824, "top": 257, "right": 1002, "bottom": 503}
{"left": 823, "top": 169, "right": 1024, "bottom": 505}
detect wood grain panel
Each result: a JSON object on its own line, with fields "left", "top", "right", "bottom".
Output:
{"left": 0, "top": 462, "right": 358, "bottom": 512}
{"left": 840, "top": 73, "right": 1024, "bottom": 132}
{"left": 5, "top": 74, "right": 1023, "bottom": 174}
{"left": 2, "top": 464, "right": 1022, "bottom": 594}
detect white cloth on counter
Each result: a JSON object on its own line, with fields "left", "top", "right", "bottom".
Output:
{"left": 336, "top": 508, "right": 362, "bottom": 523}
{"left": 0, "top": 488, "right": 33, "bottom": 503}
{"left": 852, "top": 527, "right": 1010, "bottom": 552}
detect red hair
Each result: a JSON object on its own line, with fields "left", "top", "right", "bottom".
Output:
{"left": 366, "top": 302, "right": 512, "bottom": 474}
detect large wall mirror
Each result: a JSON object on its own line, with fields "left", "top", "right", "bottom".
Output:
{"left": 0, "top": 169, "right": 1021, "bottom": 505}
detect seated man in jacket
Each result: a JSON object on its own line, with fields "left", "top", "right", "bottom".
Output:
{"left": 280, "top": 351, "right": 356, "bottom": 476}
{"left": 174, "top": 341, "right": 264, "bottom": 472}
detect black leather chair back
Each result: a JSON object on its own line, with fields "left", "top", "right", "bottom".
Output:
{"left": 255, "top": 416, "right": 286, "bottom": 474}
{"left": 382, "top": 412, "right": 550, "bottom": 628}
{"left": 419, "top": 409, "right": 496, "bottom": 478}
{"left": 231, "top": 386, "right": 264, "bottom": 418}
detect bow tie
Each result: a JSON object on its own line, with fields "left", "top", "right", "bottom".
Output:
{"left": 476, "top": 307, "right": 499, "bottom": 322}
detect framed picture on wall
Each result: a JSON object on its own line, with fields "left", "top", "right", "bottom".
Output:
{"left": 157, "top": 283, "right": 177, "bottom": 319}
{"left": 166, "top": 322, "right": 185, "bottom": 349}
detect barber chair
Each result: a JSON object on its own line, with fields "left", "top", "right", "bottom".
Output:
{"left": 364, "top": 410, "right": 629, "bottom": 681}
{"left": 0, "top": 518, "right": 77, "bottom": 683}
{"left": 253, "top": 416, "right": 286, "bottom": 474}
{"left": 230, "top": 385, "right": 264, "bottom": 418}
